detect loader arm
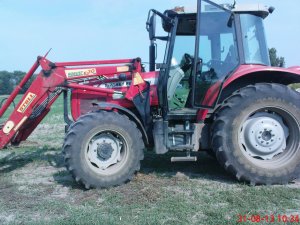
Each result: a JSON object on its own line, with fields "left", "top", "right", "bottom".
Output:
{"left": 0, "top": 56, "right": 143, "bottom": 149}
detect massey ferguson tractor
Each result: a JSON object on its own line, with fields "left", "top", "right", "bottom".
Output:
{"left": 1, "top": 0, "right": 300, "bottom": 188}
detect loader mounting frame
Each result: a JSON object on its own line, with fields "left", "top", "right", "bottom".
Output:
{"left": 0, "top": 55, "right": 144, "bottom": 149}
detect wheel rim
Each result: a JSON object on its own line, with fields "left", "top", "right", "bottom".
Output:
{"left": 84, "top": 130, "right": 128, "bottom": 176}
{"left": 238, "top": 107, "right": 300, "bottom": 168}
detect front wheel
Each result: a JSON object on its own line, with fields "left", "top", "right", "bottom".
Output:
{"left": 63, "top": 111, "right": 144, "bottom": 189}
{"left": 212, "top": 83, "right": 300, "bottom": 185}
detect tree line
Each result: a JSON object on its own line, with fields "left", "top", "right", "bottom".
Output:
{"left": 0, "top": 71, "right": 36, "bottom": 95}
{"left": 269, "top": 48, "right": 300, "bottom": 90}
{"left": 0, "top": 48, "right": 298, "bottom": 95}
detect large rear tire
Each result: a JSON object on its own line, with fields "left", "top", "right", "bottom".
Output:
{"left": 212, "top": 83, "right": 300, "bottom": 185}
{"left": 63, "top": 111, "right": 144, "bottom": 189}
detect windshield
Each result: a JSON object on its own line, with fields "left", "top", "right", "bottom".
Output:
{"left": 240, "top": 14, "right": 270, "bottom": 65}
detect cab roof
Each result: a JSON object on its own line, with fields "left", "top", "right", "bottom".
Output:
{"left": 171, "top": 3, "right": 273, "bottom": 19}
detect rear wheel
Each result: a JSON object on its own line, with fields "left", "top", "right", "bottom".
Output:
{"left": 63, "top": 111, "right": 144, "bottom": 188}
{"left": 212, "top": 83, "right": 300, "bottom": 185}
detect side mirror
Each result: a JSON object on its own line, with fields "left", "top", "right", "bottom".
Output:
{"left": 147, "top": 14, "right": 156, "bottom": 41}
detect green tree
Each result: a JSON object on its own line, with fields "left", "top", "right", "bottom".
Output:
{"left": 0, "top": 71, "right": 13, "bottom": 95}
{"left": 0, "top": 71, "right": 34, "bottom": 95}
{"left": 269, "top": 48, "right": 285, "bottom": 67}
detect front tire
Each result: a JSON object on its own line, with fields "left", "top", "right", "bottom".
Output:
{"left": 63, "top": 111, "right": 144, "bottom": 189}
{"left": 212, "top": 83, "right": 300, "bottom": 185}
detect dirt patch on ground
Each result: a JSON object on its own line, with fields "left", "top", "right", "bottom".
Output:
{"left": 0, "top": 213, "right": 15, "bottom": 224}
{"left": 112, "top": 173, "right": 168, "bottom": 205}
{"left": 12, "top": 164, "right": 62, "bottom": 185}
{"left": 0, "top": 147, "right": 299, "bottom": 224}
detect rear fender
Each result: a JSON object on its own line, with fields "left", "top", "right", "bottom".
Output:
{"left": 197, "top": 65, "right": 300, "bottom": 121}
{"left": 220, "top": 65, "right": 300, "bottom": 102}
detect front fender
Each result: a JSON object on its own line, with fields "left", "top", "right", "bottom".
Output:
{"left": 95, "top": 102, "right": 149, "bottom": 145}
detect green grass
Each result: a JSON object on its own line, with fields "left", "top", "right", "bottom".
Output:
{"left": 290, "top": 83, "right": 300, "bottom": 90}
{"left": 0, "top": 95, "right": 300, "bottom": 225}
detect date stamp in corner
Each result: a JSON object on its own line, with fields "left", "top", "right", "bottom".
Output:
{"left": 237, "top": 214, "right": 300, "bottom": 223}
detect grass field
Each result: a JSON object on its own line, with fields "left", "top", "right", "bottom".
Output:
{"left": 0, "top": 96, "right": 300, "bottom": 225}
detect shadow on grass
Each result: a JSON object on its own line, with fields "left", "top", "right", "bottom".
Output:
{"left": 54, "top": 150, "right": 235, "bottom": 188}
{"left": 0, "top": 146, "right": 236, "bottom": 188}
{"left": 0, "top": 147, "right": 64, "bottom": 173}
{"left": 141, "top": 151, "right": 235, "bottom": 183}
{"left": 53, "top": 170, "right": 86, "bottom": 190}
{"left": 0, "top": 146, "right": 86, "bottom": 189}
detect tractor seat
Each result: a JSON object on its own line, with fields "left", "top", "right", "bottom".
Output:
{"left": 167, "top": 64, "right": 185, "bottom": 101}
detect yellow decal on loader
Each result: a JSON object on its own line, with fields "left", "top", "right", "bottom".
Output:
{"left": 65, "top": 68, "right": 97, "bottom": 78}
{"left": 133, "top": 72, "right": 144, "bottom": 85}
{"left": 117, "top": 66, "right": 129, "bottom": 73}
{"left": 17, "top": 92, "right": 37, "bottom": 113}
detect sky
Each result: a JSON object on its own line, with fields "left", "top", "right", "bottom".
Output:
{"left": 0, "top": 0, "right": 299, "bottom": 72}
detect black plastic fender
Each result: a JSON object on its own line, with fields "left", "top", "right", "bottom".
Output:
{"left": 94, "top": 102, "right": 149, "bottom": 145}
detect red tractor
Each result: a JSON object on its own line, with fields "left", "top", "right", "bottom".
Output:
{"left": 1, "top": 0, "right": 300, "bottom": 188}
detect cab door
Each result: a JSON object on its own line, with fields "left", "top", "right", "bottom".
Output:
{"left": 192, "top": 0, "right": 239, "bottom": 108}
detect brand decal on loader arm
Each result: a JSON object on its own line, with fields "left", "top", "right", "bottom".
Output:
{"left": 99, "top": 81, "right": 132, "bottom": 89}
{"left": 65, "top": 68, "right": 97, "bottom": 78}
{"left": 98, "top": 77, "right": 156, "bottom": 89}
{"left": 17, "top": 92, "right": 37, "bottom": 113}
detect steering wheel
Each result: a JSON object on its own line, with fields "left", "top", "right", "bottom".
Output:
{"left": 198, "top": 59, "right": 224, "bottom": 82}
{"left": 204, "top": 59, "right": 224, "bottom": 69}
{"left": 181, "top": 53, "right": 193, "bottom": 72}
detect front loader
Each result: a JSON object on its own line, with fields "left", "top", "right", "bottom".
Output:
{"left": 1, "top": 0, "right": 300, "bottom": 188}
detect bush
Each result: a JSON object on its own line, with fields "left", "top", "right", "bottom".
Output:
{"left": 290, "top": 83, "right": 300, "bottom": 90}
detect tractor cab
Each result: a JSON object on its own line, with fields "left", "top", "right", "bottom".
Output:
{"left": 147, "top": 0, "right": 273, "bottom": 117}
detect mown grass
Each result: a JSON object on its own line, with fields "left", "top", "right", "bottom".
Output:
{"left": 0, "top": 95, "right": 299, "bottom": 225}
{"left": 290, "top": 83, "right": 300, "bottom": 90}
